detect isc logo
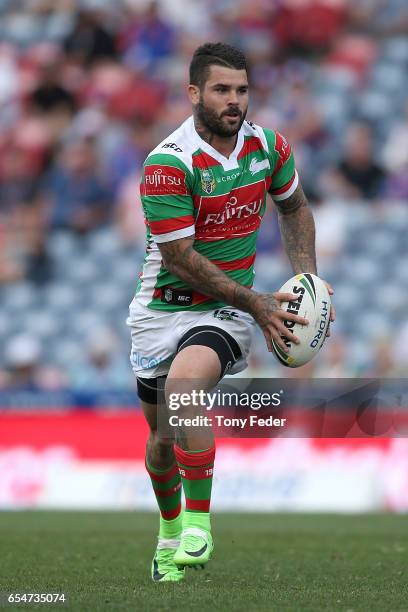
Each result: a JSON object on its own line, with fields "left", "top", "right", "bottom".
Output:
{"left": 162, "top": 142, "right": 183, "bottom": 152}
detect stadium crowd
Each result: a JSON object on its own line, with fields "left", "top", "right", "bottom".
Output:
{"left": 1, "top": 0, "right": 408, "bottom": 390}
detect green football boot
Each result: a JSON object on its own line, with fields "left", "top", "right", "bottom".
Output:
{"left": 173, "top": 527, "right": 214, "bottom": 569}
{"left": 151, "top": 538, "right": 185, "bottom": 582}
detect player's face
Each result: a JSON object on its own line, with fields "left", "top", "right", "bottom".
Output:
{"left": 191, "top": 65, "right": 249, "bottom": 138}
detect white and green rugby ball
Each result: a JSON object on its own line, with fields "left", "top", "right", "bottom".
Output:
{"left": 272, "top": 273, "right": 331, "bottom": 368}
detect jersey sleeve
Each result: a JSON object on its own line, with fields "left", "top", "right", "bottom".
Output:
{"left": 140, "top": 154, "right": 195, "bottom": 243}
{"left": 263, "top": 129, "right": 299, "bottom": 202}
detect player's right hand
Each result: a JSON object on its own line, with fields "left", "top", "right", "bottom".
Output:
{"left": 249, "top": 292, "right": 309, "bottom": 353}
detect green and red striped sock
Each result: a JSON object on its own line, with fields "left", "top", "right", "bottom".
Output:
{"left": 145, "top": 459, "right": 182, "bottom": 528}
{"left": 174, "top": 445, "right": 215, "bottom": 531}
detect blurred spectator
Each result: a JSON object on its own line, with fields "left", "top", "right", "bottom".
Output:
{"left": 273, "top": 0, "right": 348, "bottom": 55}
{"left": 114, "top": 171, "right": 147, "bottom": 247}
{"left": 312, "top": 195, "right": 348, "bottom": 263}
{"left": 120, "top": 1, "right": 176, "bottom": 73}
{"left": 381, "top": 103, "right": 408, "bottom": 200}
{"left": 0, "top": 144, "right": 39, "bottom": 214}
{"left": 0, "top": 144, "right": 52, "bottom": 285}
{"left": 44, "top": 138, "right": 113, "bottom": 235}
{"left": 28, "top": 54, "right": 78, "bottom": 145}
{"left": 104, "top": 117, "right": 155, "bottom": 194}
{"left": 336, "top": 122, "right": 385, "bottom": 199}
{"left": 366, "top": 338, "right": 400, "bottom": 377}
{"left": 382, "top": 165, "right": 408, "bottom": 201}
{"left": 30, "top": 59, "right": 77, "bottom": 116}
{"left": 349, "top": 0, "right": 408, "bottom": 37}
{"left": 67, "top": 327, "right": 133, "bottom": 390}
{"left": 1, "top": 334, "right": 66, "bottom": 390}
{"left": 313, "top": 335, "right": 357, "bottom": 377}
{"left": 63, "top": 9, "right": 117, "bottom": 66}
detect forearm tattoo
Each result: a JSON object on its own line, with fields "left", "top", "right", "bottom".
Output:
{"left": 275, "top": 184, "right": 317, "bottom": 275}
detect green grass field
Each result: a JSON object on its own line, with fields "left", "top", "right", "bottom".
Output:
{"left": 0, "top": 512, "right": 407, "bottom": 611}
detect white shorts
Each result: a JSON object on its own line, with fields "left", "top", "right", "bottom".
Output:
{"left": 126, "top": 299, "right": 256, "bottom": 379}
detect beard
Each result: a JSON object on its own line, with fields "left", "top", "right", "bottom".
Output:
{"left": 195, "top": 98, "right": 247, "bottom": 138}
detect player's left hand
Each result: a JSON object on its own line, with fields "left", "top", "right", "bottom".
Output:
{"left": 322, "top": 280, "right": 335, "bottom": 337}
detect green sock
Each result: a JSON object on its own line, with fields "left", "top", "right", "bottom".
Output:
{"left": 183, "top": 510, "right": 211, "bottom": 533}
{"left": 145, "top": 459, "right": 182, "bottom": 527}
{"left": 159, "top": 513, "right": 183, "bottom": 539}
{"left": 174, "top": 445, "right": 215, "bottom": 528}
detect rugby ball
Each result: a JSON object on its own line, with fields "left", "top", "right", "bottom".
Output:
{"left": 272, "top": 273, "right": 331, "bottom": 368}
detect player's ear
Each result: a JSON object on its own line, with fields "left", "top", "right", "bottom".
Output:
{"left": 188, "top": 84, "right": 200, "bottom": 105}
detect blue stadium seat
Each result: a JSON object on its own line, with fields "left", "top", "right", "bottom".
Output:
{"left": 2, "top": 282, "right": 37, "bottom": 310}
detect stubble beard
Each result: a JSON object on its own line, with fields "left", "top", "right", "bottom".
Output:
{"left": 195, "top": 98, "right": 247, "bottom": 138}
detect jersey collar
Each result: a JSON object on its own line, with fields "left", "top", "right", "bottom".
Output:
{"left": 188, "top": 115, "right": 244, "bottom": 171}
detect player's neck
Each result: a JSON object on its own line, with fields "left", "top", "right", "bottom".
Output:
{"left": 194, "top": 119, "right": 238, "bottom": 159}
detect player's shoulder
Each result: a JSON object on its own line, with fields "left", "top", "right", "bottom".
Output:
{"left": 143, "top": 117, "right": 196, "bottom": 174}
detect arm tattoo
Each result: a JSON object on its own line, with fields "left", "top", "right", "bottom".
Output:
{"left": 159, "top": 237, "right": 257, "bottom": 313}
{"left": 275, "top": 184, "right": 317, "bottom": 275}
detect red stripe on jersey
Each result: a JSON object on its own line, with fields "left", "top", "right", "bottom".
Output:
{"left": 148, "top": 215, "right": 194, "bottom": 235}
{"left": 141, "top": 165, "right": 188, "bottom": 196}
{"left": 237, "top": 135, "right": 264, "bottom": 159}
{"left": 272, "top": 132, "right": 292, "bottom": 176}
{"left": 186, "top": 499, "right": 210, "bottom": 511}
{"left": 269, "top": 172, "right": 296, "bottom": 196}
{"left": 192, "top": 151, "right": 220, "bottom": 169}
{"left": 192, "top": 292, "right": 213, "bottom": 305}
{"left": 211, "top": 253, "right": 255, "bottom": 271}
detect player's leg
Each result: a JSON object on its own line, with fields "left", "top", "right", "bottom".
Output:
{"left": 166, "top": 328, "right": 242, "bottom": 569}
{"left": 137, "top": 378, "right": 184, "bottom": 582}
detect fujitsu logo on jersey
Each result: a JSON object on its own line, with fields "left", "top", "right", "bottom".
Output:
{"left": 145, "top": 169, "right": 181, "bottom": 188}
{"left": 142, "top": 165, "right": 187, "bottom": 196}
{"left": 194, "top": 180, "right": 265, "bottom": 239}
{"left": 204, "top": 195, "right": 263, "bottom": 225}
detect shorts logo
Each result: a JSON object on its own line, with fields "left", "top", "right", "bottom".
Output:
{"left": 201, "top": 169, "right": 216, "bottom": 194}
{"left": 213, "top": 309, "right": 239, "bottom": 321}
{"left": 224, "top": 360, "right": 233, "bottom": 372}
{"left": 131, "top": 350, "right": 167, "bottom": 370}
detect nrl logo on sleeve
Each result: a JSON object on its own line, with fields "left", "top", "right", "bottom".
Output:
{"left": 201, "top": 169, "right": 216, "bottom": 194}
{"left": 164, "top": 288, "right": 173, "bottom": 302}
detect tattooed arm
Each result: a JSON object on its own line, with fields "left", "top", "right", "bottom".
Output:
{"left": 158, "top": 237, "right": 308, "bottom": 352}
{"left": 274, "top": 183, "right": 317, "bottom": 275}
{"left": 274, "top": 183, "right": 336, "bottom": 331}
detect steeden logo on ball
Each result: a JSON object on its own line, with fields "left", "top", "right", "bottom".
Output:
{"left": 272, "top": 273, "right": 331, "bottom": 368}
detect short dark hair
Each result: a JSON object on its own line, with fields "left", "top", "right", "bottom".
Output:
{"left": 189, "top": 42, "right": 247, "bottom": 88}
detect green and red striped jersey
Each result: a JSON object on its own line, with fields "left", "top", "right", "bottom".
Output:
{"left": 134, "top": 116, "right": 298, "bottom": 311}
